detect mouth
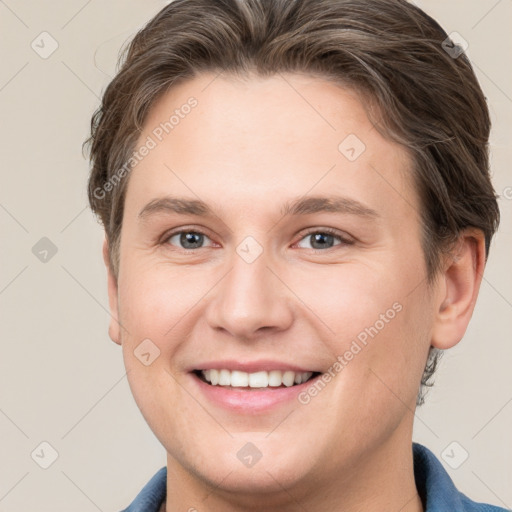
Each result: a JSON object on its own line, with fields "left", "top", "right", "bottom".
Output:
{"left": 193, "top": 369, "right": 321, "bottom": 390}
{"left": 189, "top": 366, "right": 325, "bottom": 412}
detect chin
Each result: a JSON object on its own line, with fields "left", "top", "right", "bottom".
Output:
{"left": 196, "top": 458, "right": 310, "bottom": 501}
{"left": 174, "top": 434, "right": 315, "bottom": 496}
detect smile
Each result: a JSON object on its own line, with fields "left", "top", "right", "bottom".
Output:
{"left": 196, "top": 369, "right": 319, "bottom": 388}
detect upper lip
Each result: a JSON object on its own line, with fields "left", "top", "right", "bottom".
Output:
{"left": 190, "top": 359, "right": 319, "bottom": 373}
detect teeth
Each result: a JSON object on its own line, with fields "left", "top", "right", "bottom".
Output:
{"left": 249, "top": 371, "right": 268, "bottom": 387}
{"left": 231, "top": 370, "right": 248, "bottom": 387}
{"left": 282, "top": 371, "right": 295, "bottom": 387}
{"left": 268, "top": 370, "right": 282, "bottom": 386}
{"left": 200, "top": 369, "right": 314, "bottom": 388}
{"left": 219, "top": 369, "right": 230, "bottom": 386}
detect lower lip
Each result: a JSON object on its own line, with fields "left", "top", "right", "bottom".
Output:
{"left": 190, "top": 372, "right": 321, "bottom": 414}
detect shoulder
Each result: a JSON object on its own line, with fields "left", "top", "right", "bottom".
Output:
{"left": 413, "top": 443, "right": 508, "bottom": 512}
{"left": 119, "top": 466, "right": 167, "bottom": 512}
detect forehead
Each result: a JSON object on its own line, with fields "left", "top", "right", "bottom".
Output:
{"left": 124, "top": 72, "right": 418, "bottom": 226}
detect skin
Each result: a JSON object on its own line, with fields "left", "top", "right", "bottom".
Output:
{"left": 103, "top": 71, "right": 485, "bottom": 512}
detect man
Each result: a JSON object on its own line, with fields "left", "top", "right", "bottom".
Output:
{"left": 84, "top": 0, "right": 505, "bottom": 510}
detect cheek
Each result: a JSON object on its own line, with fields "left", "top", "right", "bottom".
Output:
{"left": 289, "top": 262, "right": 404, "bottom": 342}
{"left": 116, "top": 265, "right": 195, "bottom": 402}
{"left": 353, "top": 289, "right": 432, "bottom": 411}
{"left": 117, "top": 267, "right": 189, "bottom": 438}
{"left": 300, "top": 256, "right": 431, "bottom": 400}
{"left": 118, "top": 262, "right": 202, "bottom": 342}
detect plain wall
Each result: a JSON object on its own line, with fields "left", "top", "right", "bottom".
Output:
{"left": 0, "top": 0, "right": 511, "bottom": 510}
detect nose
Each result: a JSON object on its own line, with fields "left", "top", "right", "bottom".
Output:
{"left": 205, "top": 242, "right": 294, "bottom": 341}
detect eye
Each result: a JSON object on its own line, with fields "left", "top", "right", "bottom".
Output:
{"left": 162, "top": 228, "right": 353, "bottom": 251}
{"left": 165, "top": 230, "right": 214, "bottom": 250}
{"left": 295, "top": 228, "right": 353, "bottom": 251}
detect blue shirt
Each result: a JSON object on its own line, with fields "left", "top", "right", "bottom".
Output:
{"left": 120, "top": 443, "right": 509, "bottom": 511}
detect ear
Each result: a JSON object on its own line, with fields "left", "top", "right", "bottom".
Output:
{"left": 431, "top": 228, "right": 486, "bottom": 350}
{"left": 103, "top": 236, "right": 121, "bottom": 345}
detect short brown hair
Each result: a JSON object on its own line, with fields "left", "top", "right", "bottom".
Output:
{"left": 83, "top": 0, "right": 500, "bottom": 404}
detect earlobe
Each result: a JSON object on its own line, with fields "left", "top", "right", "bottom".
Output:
{"left": 431, "top": 229, "right": 486, "bottom": 350}
{"left": 103, "top": 236, "right": 122, "bottom": 346}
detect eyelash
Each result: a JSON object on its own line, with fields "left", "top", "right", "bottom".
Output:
{"left": 296, "top": 227, "right": 355, "bottom": 250}
{"left": 160, "top": 227, "right": 354, "bottom": 253}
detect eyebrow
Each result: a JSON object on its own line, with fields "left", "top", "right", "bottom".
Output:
{"left": 138, "top": 195, "right": 379, "bottom": 220}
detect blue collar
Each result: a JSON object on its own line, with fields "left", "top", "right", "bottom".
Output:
{"left": 121, "top": 443, "right": 507, "bottom": 511}
{"left": 412, "top": 442, "right": 507, "bottom": 511}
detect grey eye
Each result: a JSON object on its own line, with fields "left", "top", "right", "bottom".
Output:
{"left": 297, "top": 232, "right": 342, "bottom": 250}
{"left": 167, "top": 231, "right": 212, "bottom": 249}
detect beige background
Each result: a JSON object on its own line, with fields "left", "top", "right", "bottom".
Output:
{"left": 0, "top": 0, "right": 511, "bottom": 510}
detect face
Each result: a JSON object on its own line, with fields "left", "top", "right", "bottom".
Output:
{"left": 108, "top": 72, "right": 438, "bottom": 499}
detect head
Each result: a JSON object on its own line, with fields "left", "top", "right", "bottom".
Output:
{"left": 84, "top": 0, "right": 499, "bottom": 503}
